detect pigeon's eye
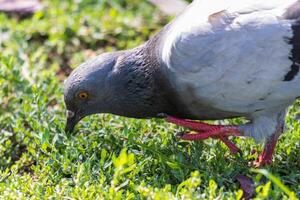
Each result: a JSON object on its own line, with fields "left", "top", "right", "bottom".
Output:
{"left": 78, "top": 92, "right": 89, "bottom": 100}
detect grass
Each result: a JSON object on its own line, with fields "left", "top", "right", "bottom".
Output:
{"left": 0, "top": 0, "right": 300, "bottom": 199}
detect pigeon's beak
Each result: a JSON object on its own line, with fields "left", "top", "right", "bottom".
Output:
{"left": 65, "top": 110, "right": 80, "bottom": 133}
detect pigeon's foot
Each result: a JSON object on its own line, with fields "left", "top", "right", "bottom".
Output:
{"left": 253, "top": 151, "right": 273, "bottom": 167}
{"left": 166, "top": 116, "right": 242, "bottom": 154}
{"left": 253, "top": 133, "right": 279, "bottom": 167}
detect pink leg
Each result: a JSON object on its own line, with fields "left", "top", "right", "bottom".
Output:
{"left": 166, "top": 116, "right": 242, "bottom": 154}
{"left": 166, "top": 116, "right": 240, "bottom": 135}
{"left": 253, "top": 118, "right": 284, "bottom": 167}
{"left": 254, "top": 134, "right": 279, "bottom": 167}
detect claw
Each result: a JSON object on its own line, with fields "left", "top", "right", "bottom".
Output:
{"left": 253, "top": 153, "right": 273, "bottom": 167}
{"left": 176, "top": 131, "right": 242, "bottom": 155}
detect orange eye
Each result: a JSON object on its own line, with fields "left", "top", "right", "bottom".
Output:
{"left": 78, "top": 92, "right": 89, "bottom": 100}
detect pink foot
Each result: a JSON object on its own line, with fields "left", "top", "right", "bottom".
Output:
{"left": 254, "top": 152, "right": 273, "bottom": 167}
{"left": 166, "top": 116, "right": 242, "bottom": 154}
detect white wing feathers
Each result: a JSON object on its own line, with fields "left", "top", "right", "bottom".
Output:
{"left": 162, "top": 0, "right": 295, "bottom": 77}
{"left": 161, "top": 0, "right": 298, "bottom": 114}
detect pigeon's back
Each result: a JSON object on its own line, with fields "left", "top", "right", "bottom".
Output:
{"left": 156, "top": 0, "right": 300, "bottom": 119}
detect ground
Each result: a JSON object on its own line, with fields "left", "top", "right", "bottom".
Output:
{"left": 0, "top": 0, "right": 299, "bottom": 199}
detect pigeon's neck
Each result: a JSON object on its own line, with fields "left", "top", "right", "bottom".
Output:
{"left": 107, "top": 42, "right": 180, "bottom": 118}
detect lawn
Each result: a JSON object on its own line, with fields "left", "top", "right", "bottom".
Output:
{"left": 0, "top": 0, "right": 300, "bottom": 199}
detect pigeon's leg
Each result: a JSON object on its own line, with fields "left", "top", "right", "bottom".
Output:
{"left": 254, "top": 134, "right": 279, "bottom": 166}
{"left": 254, "top": 120, "right": 284, "bottom": 167}
{"left": 166, "top": 116, "right": 241, "bottom": 135}
{"left": 166, "top": 116, "right": 242, "bottom": 154}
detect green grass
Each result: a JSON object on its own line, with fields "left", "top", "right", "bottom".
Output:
{"left": 0, "top": 0, "right": 300, "bottom": 199}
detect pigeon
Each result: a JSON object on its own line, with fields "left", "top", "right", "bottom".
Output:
{"left": 64, "top": 0, "right": 300, "bottom": 166}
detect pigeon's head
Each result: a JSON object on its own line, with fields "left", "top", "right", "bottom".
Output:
{"left": 64, "top": 52, "right": 118, "bottom": 133}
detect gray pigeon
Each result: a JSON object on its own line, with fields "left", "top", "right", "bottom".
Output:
{"left": 64, "top": 0, "right": 300, "bottom": 166}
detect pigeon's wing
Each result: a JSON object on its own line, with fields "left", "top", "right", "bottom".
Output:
{"left": 160, "top": 0, "right": 300, "bottom": 113}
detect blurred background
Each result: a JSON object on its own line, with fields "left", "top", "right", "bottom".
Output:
{"left": 0, "top": 0, "right": 185, "bottom": 78}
